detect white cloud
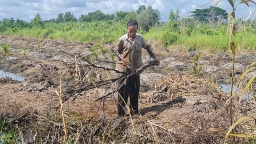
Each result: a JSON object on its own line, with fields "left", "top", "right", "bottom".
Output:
{"left": 1, "top": 0, "right": 21, "bottom": 6}
{"left": 47, "top": 0, "right": 87, "bottom": 8}
{"left": 105, "top": 1, "right": 114, "bottom": 8}
{"left": 153, "top": 0, "right": 165, "bottom": 12}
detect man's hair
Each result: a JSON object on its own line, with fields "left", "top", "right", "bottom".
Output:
{"left": 127, "top": 20, "right": 138, "bottom": 28}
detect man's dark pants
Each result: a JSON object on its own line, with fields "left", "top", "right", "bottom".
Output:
{"left": 117, "top": 71, "right": 140, "bottom": 117}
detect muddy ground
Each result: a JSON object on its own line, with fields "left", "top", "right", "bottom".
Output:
{"left": 0, "top": 35, "right": 256, "bottom": 143}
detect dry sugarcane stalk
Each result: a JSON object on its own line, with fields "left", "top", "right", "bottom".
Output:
{"left": 55, "top": 73, "right": 68, "bottom": 141}
{"left": 95, "top": 60, "right": 157, "bottom": 102}
{"left": 60, "top": 48, "right": 157, "bottom": 105}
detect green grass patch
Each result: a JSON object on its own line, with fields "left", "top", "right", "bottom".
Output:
{"left": 1, "top": 21, "right": 256, "bottom": 53}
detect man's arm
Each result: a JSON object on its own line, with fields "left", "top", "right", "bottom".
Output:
{"left": 114, "top": 39, "right": 128, "bottom": 66}
{"left": 145, "top": 44, "right": 160, "bottom": 65}
{"left": 145, "top": 44, "right": 155, "bottom": 58}
{"left": 114, "top": 40, "right": 124, "bottom": 61}
{"left": 141, "top": 36, "right": 159, "bottom": 65}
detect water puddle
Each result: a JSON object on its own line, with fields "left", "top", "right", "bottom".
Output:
{"left": 0, "top": 70, "right": 24, "bottom": 81}
{"left": 219, "top": 84, "right": 237, "bottom": 93}
{"left": 219, "top": 84, "right": 254, "bottom": 101}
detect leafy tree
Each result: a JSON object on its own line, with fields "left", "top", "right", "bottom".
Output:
{"left": 136, "top": 5, "right": 146, "bottom": 14}
{"left": 15, "top": 19, "right": 29, "bottom": 28}
{"left": 0, "top": 18, "right": 15, "bottom": 32}
{"left": 168, "top": 9, "right": 180, "bottom": 22}
{"left": 104, "top": 14, "right": 115, "bottom": 21}
{"left": 56, "top": 13, "right": 64, "bottom": 23}
{"left": 0, "top": 21, "right": 4, "bottom": 32}
{"left": 91, "top": 10, "right": 105, "bottom": 21}
{"left": 10, "top": 18, "right": 15, "bottom": 24}
{"left": 64, "top": 12, "right": 77, "bottom": 22}
{"left": 79, "top": 14, "right": 92, "bottom": 22}
{"left": 2, "top": 18, "right": 14, "bottom": 27}
{"left": 138, "top": 11, "right": 150, "bottom": 31}
{"left": 168, "top": 9, "right": 180, "bottom": 32}
{"left": 47, "top": 19, "right": 56, "bottom": 23}
{"left": 137, "top": 6, "right": 160, "bottom": 31}
{"left": 79, "top": 10, "right": 107, "bottom": 22}
{"left": 115, "top": 11, "right": 129, "bottom": 21}
{"left": 147, "top": 6, "right": 160, "bottom": 27}
{"left": 190, "top": 6, "right": 227, "bottom": 22}
{"left": 124, "top": 12, "right": 138, "bottom": 22}
{"left": 30, "top": 13, "right": 44, "bottom": 28}
{"left": 169, "top": 9, "right": 176, "bottom": 22}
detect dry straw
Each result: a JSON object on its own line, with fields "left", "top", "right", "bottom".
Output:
{"left": 55, "top": 73, "right": 68, "bottom": 142}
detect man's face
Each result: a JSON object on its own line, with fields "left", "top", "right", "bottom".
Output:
{"left": 127, "top": 25, "right": 138, "bottom": 39}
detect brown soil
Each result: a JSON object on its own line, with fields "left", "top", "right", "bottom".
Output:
{"left": 0, "top": 35, "right": 256, "bottom": 143}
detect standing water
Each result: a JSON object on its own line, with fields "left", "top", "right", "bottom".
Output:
{"left": 219, "top": 84, "right": 253, "bottom": 101}
{"left": 0, "top": 70, "right": 24, "bottom": 81}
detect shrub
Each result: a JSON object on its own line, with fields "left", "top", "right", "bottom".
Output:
{"left": 161, "top": 31, "right": 178, "bottom": 47}
{"left": 205, "top": 29, "right": 219, "bottom": 36}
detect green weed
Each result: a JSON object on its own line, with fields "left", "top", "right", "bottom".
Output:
{"left": 85, "top": 56, "right": 91, "bottom": 63}
{"left": 110, "top": 53, "right": 115, "bottom": 62}
{"left": 101, "top": 47, "right": 107, "bottom": 58}
{"left": 22, "top": 46, "right": 27, "bottom": 56}
{"left": 192, "top": 52, "right": 202, "bottom": 77}
{"left": 0, "top": 119, "right": 18, "bottom": 144}
{"left": 2, "top": 44, "right": 9, "bottom": 61}
{"left": 90, "top": 45, "right": 99, "bottom": 58}
{"left": 13, "top": 64, "right": 19, "bottom": 69}
{"left": 0, "top": 119, "right": 5, "bottom": 133}
{"left": 36, "top": 39, "right": 41, "bottom": 53}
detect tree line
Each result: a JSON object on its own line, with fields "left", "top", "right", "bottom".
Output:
{"left": 0, "top": 6, "right": 230, "bottom": 33}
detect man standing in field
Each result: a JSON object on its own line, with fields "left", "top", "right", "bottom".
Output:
{"left": 115, "top": 19, "right": 159, "bottom": 117}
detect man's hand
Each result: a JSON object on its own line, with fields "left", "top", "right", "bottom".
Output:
{"left": 118, "top": 57, "right": 127, "bottom": 66}
{"left": 120, "top": 60, "right": 126, "bottom": 66}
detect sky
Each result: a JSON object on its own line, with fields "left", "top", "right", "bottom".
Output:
{"left": 0, "top": 0, "right": 255, "bottom": 22}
